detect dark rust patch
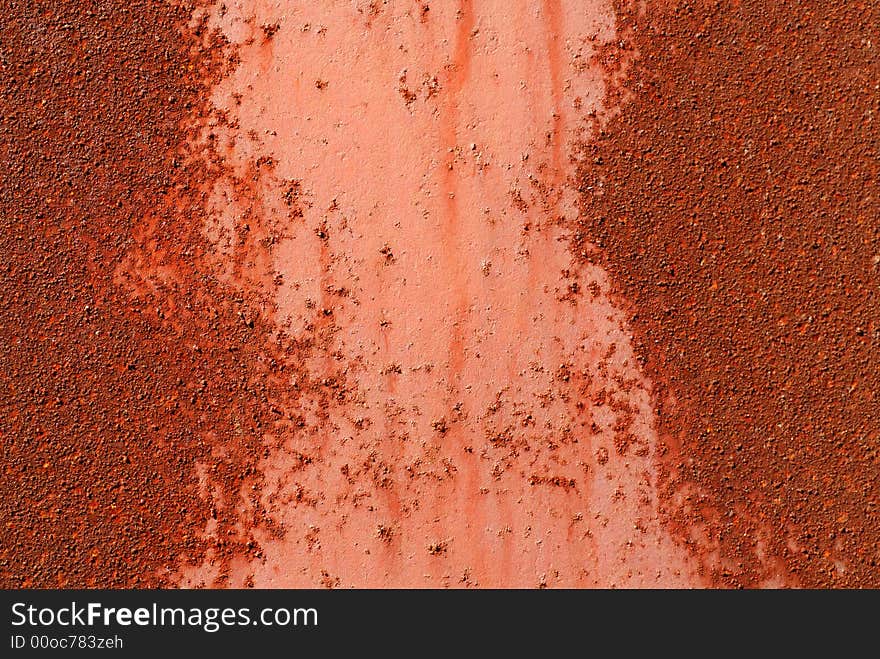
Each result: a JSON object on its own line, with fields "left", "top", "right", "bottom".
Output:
{"left": 576, "top": 0, "right": 879, "bottom": 587}
{"left": 0, "top": 1, "right": 299, "bottom": 587}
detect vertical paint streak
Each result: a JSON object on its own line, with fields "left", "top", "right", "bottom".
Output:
{"left": 436, "top": 0, "right": 486, "bottom": 585}
{"left": 542, "top": 0, "right": 565, "bottom": 185}
{"left": 439, "top": 0, "right": 475, "bottom": 386}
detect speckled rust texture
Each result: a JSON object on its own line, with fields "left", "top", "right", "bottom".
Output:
{"left": 2, "top": 0, "right": 878, "bottom": 589}
{"left": 575, "top": 0, "right": 879, "bottom": 587}
{"left": 0, "top": 1, "right": 291, "bottom": 587}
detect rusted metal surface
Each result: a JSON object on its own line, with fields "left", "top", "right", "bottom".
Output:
{"left": 1, "top": 0, "right": 876, "bottom": 588}
{"left": 576, "top": 0, "right": 879, "bottom": 587}
{"left": 1, "top": 0, "right": 275, "bottom": 587}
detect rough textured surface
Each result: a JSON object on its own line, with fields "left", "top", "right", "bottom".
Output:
{"left": 575, "top": 0, "right": 879, "bottom": 587}
{"left": 0, "top": 0, "right": 281, "bottom": 587}
{"left": 175, "top": 0, "right": 698, "bottom": 588}
{"left": 1, "top": 0, "right": 877, "bottom": 589}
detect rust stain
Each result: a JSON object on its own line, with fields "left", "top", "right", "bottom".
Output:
{"left": 542, "top": 0, "right": 566, "bottom": 184}
{"left": 5, "top": 0, "right": 874, "bottom": 591}
{"left": 439, "top": 0, "right": 476, "bottom": 386}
